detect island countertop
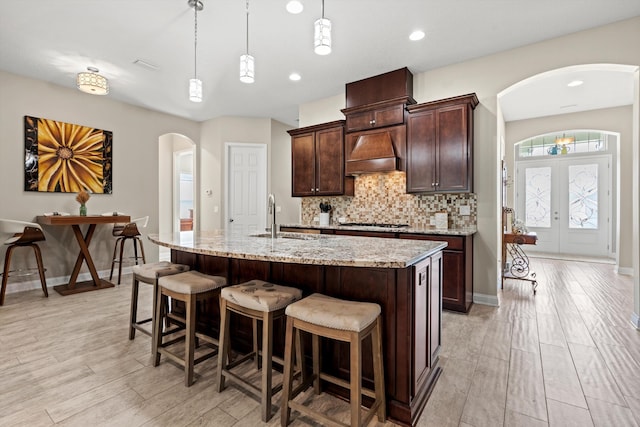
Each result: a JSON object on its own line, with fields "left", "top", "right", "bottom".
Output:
{"left": 148, "top": 230, "right": 447, "bottom": 268}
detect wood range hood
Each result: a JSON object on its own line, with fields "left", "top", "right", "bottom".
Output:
{"left": 345, "top": 130, "right": 399, "bottom": 175}
{"left": 342, "top": 67, "right": 414, "bottom": 176}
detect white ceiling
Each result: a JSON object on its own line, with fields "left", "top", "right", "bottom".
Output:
{"left": 1, "top": 1, "right": 639, "bottom": 126}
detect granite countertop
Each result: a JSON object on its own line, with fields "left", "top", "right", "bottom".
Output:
{"left": 148, "top": 230, "right": 447, "bottom": 268}
{"left": 279, "top": 223, "right": 477, "bottom": 236}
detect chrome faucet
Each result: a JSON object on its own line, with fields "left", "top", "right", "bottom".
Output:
{"left": 266, "top": 193, "right": 277, "bottom": 238}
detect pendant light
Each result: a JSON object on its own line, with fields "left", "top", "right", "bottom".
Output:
{"left": 239, "top": 0, "right": 255, "bottom": 83}
{"left": 314, "top": 0, "right": 331, "bottom": 55}
{"left": 77, "top": 67, "right": 109, "bottom": 95}
{"left": 188, "top": 0, "right": 203, "bottom": 102}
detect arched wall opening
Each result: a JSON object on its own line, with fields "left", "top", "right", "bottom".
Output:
{"left": 158, "top": 133, "right": 197, "bottom": 261}
{"left": 496, "top": 63, "right": 639, "bottom": 326}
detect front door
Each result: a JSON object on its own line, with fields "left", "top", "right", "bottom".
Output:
{"left": 225, "top": 143, "right": 267, "bottom": 235}
{"left": 516, "top": 155, "right": 611, "bottom": 257}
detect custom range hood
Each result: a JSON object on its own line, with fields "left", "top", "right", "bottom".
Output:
{"left": 345, "top": 130, "right": 399, "bottom": 175}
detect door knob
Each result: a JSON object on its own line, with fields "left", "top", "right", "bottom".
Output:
{"left": 229, "top": 218, "right": 234, "bottom": 223}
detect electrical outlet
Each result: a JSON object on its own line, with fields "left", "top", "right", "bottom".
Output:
{"left": 338, "top": 217, "right": 346, "bottom": 223}
{"left": 459, "top": 205, "right": 471, "bottom": 216}
{"left": 275, "top": 206, "right": 281, "bottom": 213}
{"left": 313, "top": 216, "right": 319, "bottom": 223}
{"left": 429, "top": 216, "right": 435, "bottom": 225}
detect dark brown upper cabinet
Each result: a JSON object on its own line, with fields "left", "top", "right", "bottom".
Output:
{"left": 406, "top": 93, "right": 478, "bottom": 193}
{"left": 288, "top": 121, "right": 354, "bottom": 197}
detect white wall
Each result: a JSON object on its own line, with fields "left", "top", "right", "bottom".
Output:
{"left": 198, "top": 116, "right": 293, "bottom": 231}
{"left": 295, "top": 16, "right": 640, "bottom": 307}
{"left": 0, "top": 70, "right": 199, "bottom": 288}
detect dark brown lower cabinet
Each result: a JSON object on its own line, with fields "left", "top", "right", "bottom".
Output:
{"left": 170, "top": 248, "right": 443, "bottom": 426}
{"left": 400, "top": 234, "right": 473, "bottom": 313}
{"left": 280, "top": 227, "right": 474, "bottom": 313}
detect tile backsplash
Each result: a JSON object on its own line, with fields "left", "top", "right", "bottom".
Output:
{"left": 301, "top": 172, "right": 477, "bottom": 229}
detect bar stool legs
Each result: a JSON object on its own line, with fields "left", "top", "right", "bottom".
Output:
{"left": 1, "top": 221, "right": 48, "bottom": 306}
{"left": 281, "top": 293, "right": 386, "bottom": 427}
{"left": 216, "top": 280, "right": 302, "bottom": 422}
{"left": 129, "top": 262, "right": 189, "bottom": 343}
{"left": 152, "top": 270, "right": 226, "bottom": 387}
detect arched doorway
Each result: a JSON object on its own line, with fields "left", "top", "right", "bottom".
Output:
{"left": 158, "top": 133, "right": 197, "bottom": 261}
{"left": 497, "top": 63, "right": 637, "bottom": 274}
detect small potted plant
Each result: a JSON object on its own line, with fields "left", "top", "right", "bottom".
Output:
{"left": 76, "top": 190, "right": 90, "bottom": 216}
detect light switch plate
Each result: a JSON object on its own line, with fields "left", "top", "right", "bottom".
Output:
{"left": 459, "top": 205, "right": 471, "bottom": 216}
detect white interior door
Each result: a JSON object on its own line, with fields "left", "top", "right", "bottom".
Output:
{"left": 516, "top": 155, "right": 611, "bottom": 257}
{"left": 225, "top": 143, "right": 267, "bottom": 235}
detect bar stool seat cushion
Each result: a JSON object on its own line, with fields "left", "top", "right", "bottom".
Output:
{"left": 159, "top": 271, "right": 226, "bottom": 295}
{"left": 221, "top": 280, "right": 302, "bottom": 312}
{"left": 132, "top": 261, "right": 190, "bottom": 281}
{"left": 285, "top": 293, "right": 381, "bottom": 332}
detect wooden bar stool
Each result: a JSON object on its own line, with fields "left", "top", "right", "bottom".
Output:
{"left": 109, "top": 216, "right": 148, "bottom": 285}
{"left": 153, "top": 270, "right": 226, "bottom": 386}
{"left": 129, "top": 261, "right": 190, "bottom": 343}
{"left": 281, "top": 293, "right": 385, "bottom": 427}
{"left": 216, "top": 280, "right": 303, "bottom": 422}
{"left": 1, "top": 219, "right": 48, "bottom": 306}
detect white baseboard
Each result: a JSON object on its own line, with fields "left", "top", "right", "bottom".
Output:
{"left": 631, "top": 312, "right": 640, "bottom": 330}
{"left": 616, "top": 266, "right": 634, "bottom": 276}
{"left": 3, "top": 267, "right": 133, "bottom": 295}
{"left": 473, "top": 292, "right": 499, "bottom": 307}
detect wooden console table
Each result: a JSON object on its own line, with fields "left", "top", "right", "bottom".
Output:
{"left": 38, "top": 214, "right": 130, "bottom": 295}
{"left": 502, "top": 231, "right": 538, "bottom": 294}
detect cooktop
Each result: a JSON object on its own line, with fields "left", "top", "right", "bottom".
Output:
{"left": 339, "top": 222, "right": 410, "bottom": 229}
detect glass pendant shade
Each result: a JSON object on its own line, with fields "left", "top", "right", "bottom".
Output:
{"left": 189, "top": 78, "right": 203, "bottom": 102}
{"left": 240, "top": 54, "right": 255, "bottom": 83}
{"left": 76, "top": 71, "right": 109, "bottom": 95}
{"left": 314, "top": 18, "right": 332, "bottom": 55}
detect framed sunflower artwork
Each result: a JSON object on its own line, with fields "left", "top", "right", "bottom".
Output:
{"left": 24, "top": 116, "right": 113, "bottom": 193}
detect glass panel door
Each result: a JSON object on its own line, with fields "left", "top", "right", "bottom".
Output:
{"left": 516, "top": 155, "right": 610, "bottom": 257}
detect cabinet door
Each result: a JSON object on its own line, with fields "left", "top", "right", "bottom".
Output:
{"left": 291, "top": 133, "right": 316, "bottom": 196}
{"left": 412, "top": 256, "right": 430, "bottom": 396}
{"left": 315, "top": 126, "right": 345, "bottom": 195}
{"left": 441, "top": 250, "right": 465, "bottom": 311}
{"left": 429, "top": 250, "right": 442, "bottom": 367}
{"left": 345, "top": 111, "right": 374, "bottom": 132}
{"left": 436, "top": 104, "right": 470, "bottom": 192}
{"left": 406, "top": 109, "right": 437, "bottom": 193}
{"left": 345, "top": 104, "right": 405, "bottom": 132}
{"left": 373, "top": 104, "right": 405, "bottom": 128}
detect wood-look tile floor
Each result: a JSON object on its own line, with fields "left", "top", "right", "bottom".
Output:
{"left": 1, "top": 257, "right": 639, "bottom": 426}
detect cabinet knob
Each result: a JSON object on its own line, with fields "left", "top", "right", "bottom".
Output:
{"left": 311, "top": 188, "right": 315, "bottom": 192}
{"left": 316, "top": 188, "right": 319, "bottom": 191}
{"left": 369, "top": 119, "right": 376, "bottom": 126}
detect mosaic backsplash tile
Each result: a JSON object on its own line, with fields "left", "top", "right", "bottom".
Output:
{"left": 301, "top": 172, "right": 477, "bottom": 229}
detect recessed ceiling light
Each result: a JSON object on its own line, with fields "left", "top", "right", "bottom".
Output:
{"left": 289, "top": 72, "right": 301, "bottom": 81}
{"left": 409, "top": 30, "right": 425, "bottom": 41}
{"left": 286, "top": 1, "right": 303, "bottom": 14}
{"left": 567, "top": 80, "right": 583, "bottom": 87}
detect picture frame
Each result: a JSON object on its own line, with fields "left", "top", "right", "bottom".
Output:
{"left": 24, "top": 116, "right": 112, "bottom": 193}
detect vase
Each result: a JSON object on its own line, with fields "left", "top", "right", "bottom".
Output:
{"left": 79, "top": 204, "right": 87, "bottom": 216}
{"left": 319, "top": 212, "right": 330, "bottom": 226}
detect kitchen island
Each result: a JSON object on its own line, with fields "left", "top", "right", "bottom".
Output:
{"left": 149, "top": 230, "right": 446, "bottom": 426}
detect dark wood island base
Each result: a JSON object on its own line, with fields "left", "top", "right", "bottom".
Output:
{"left": 169, "top": 249, "right": 443, "bottom": 426}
